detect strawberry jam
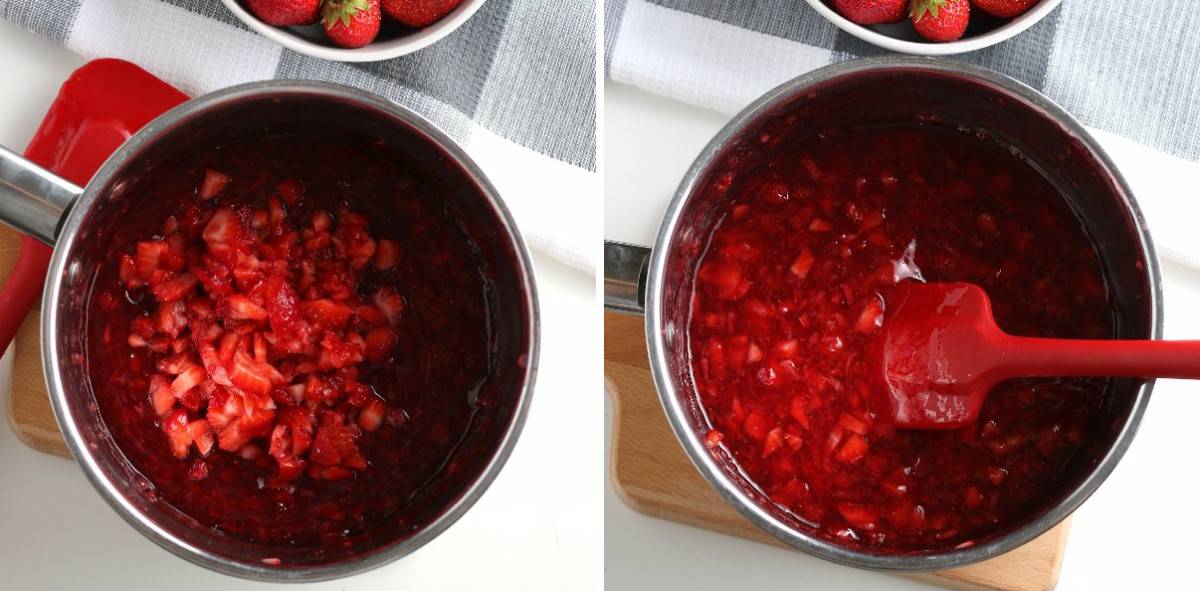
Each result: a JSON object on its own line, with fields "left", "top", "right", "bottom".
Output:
{"left": 689, "top": 125, "right": 1113, "bottom": 552}
{"left": 88, "top": 133, "right": 511, "bottom": 548}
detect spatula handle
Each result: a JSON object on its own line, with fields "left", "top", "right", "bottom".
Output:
{"left": 999, "top": 336, "right": 1200, "bottom": 380}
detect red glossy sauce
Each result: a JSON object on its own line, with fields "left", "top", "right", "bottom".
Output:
{"left": 689, "top": 125, "right": 1112, "bottom": 552}
{"left": 88, "top": 134, "right": 500, "bottom": 548}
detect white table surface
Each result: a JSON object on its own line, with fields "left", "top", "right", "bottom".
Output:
{"left": 0, "top": 21, "right": 600, "bottom": 591}
{"left": 603, "top": 79, "right": 1200, "bottom": 591}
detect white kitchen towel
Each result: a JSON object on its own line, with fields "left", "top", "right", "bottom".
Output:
{"left": 606, "top": 0, "right": 1200, "bottom": 270}
{"left": 0, "top": 0, "right": 597, "bottom": 274}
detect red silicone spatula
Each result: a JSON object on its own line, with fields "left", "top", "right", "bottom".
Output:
{"left": 876, "top": 281, "right": 1197, "bottom": 430}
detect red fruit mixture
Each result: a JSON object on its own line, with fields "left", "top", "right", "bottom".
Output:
{"left": 120, "top": 191, "right": 401, "bottom": 483}
{"left": 90, "top": 134, "right": 498, "bottom": 545}
{"left": 689, "top": 125, "right": 1112, "bottom": 551}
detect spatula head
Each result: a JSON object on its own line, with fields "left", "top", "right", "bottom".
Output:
{"left": 875, "top": 282, "right": 1005, "bottom": 430}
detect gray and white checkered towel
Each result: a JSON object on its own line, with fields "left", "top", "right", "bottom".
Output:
{"left": 1, "top": 0, "right": 597, "bottom": 273}
{"left": 606, "top": 0, "right": 1200, "bottom": 269}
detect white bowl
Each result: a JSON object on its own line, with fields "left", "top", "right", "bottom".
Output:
{"left": 803, "top": 0, "right": 1063, "bottom": 55}
{"left": 221, "top": 0, "right": 486, "bottom": 62}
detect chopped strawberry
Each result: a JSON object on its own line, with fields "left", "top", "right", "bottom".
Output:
{"left": 172, "top": 363, "right": 206, "bottom": 395}
{"left": 199, "top": 170, "right": 231, "bottom": 200}
{"left": 149, "top": 375, "right": 176, "bottom": 415}
{"left": 836, "top": 503, "right": 879, "bottom": 531}
{"left": 135, "top": 240, "right": 169, "bottom": 279}
{"left": 372, "top": 287, "right": 405, "bottom": 328}
{"left": 161, "top": 409, "right": 193, "bottom": 459}
{"left": 119, "top": 254, "right": 142, "bottom": 288}
{"left": 228, "top": 350, "right": 278, "bottom": 396}
{"left": 151, "top": 272, "right": 198, "bottom": 302}
{"left": 363, "top": 326, "right": 398, "bottom": 362}
{"left": 374, "top": 239, "right": 400, "bottom": 271}
{"left": 790, "top": 248, "right": 814, "bottom": 279}
{"left": 743, "top": 411, "right": 770, "bottom": 441}
{"left": 836, "top": 433, "right": 870, "bottom": 463}
{"left": 225, "top": 294, "right": 268, "bottom": 321}
{"left": 837, "top": 412, "right": 870, "bottom": 436}
{"left": 303, "top": 299, "right": 353, "bottom": 329}
{"left": 358, "top": 398, "right": 387, "bottom": 432}
{"left": 762, "top": 427, "right": 784, "bottom": 458}
{"left": 855, "top": 295, "right": 884, "bottom": 333}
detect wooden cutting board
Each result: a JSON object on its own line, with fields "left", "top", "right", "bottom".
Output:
{"left": 605, "top": 312, "right": 1069, "bottom": 591}
{"left": 0, "top": 225, "right": 67, "bottom": 458}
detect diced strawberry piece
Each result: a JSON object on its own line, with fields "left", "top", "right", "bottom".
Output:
{"left": 155, "top": 300, "right": 188, "bottom": 338}
{"left": 855, "top": 295, "right": 884, "bottom": 333}
{"left": 276, "top": 455, "right": 306, "bottom": 481}
{"left": 188, "top": 419, "right": 214, "bottom": 456}
{"left": 303, "top": 299, "right": 353, "bottom": 330}
{"left": 199, "top": 170, "right": 231, "bottom": 200}
{"left": 228, "top": 350, "right": 277, "bottom": 396}
{"left": 151, "top": 272, "right": 198, "bottom": 302}
{"left": 310, "top": 411, "right": 361, "bottom": 467}
{"left": 203, "top": 208, "right": 245, "bottom": 261}
{"left": 358, "top": 398, "right": 387, "bottom": 432}
{"left": 277, "top": 179, "right": 304, "bottom": 205}
{"left": 225, "top": 294, "right": 268, "bottom": 321}
{"left": 838, "top": 412, "right": 870, "bottom": 436}
{"left": 836, "top": 503, "right": 878, "bottom": 531}
{"left": 262, "top": 275, "right": 311, "bottom": 348}
{"left": 704, "top": 429, "right": 724, "bottom": 448}
{"left": 790, "top": 248, "right": 814, "bottom": 279}
{"left": 172, "top": 363, "right": 206, "bottom": 395}
{"left": 372, "top": 287, "right": 404, "bottom": 328}
{"left": 744, "top": 411, "right": 770, "bottom": 441}
{"left": 135, "top": 240, "right": 168, "bottom": 280}
{"left": 773, "top": 339, "right": 799, "bottom": 358}
{"left": 374, "top": 239, "right": 400, "bottom": 271}
{"left": 762, "top": 427, "right": 784, "bottom": 458}
{"left": 363, "top": 327, "right": 398, "bottom": 363}
{"left": 119, "top": 254, "right": 142, "bottom": 288}
{"left": 206, "top": 387, "right": 244, "bottom": 430}
{"left": 836, "top": 433, "right": 869, "bottom": 463}
{"left": 746, "top": 342, "right": 763, "bottom": 364}
{"left": 311, "top": 210, "right": 332, "bottom": 232}
{"left": 790, "top": 397, "right": 810, "bottom": 429}
{"left": 149, "top": 375, "right": 176, "bottom": 415}
{"left": 161, "top": 409, "right": 192, "bottom": 459}
{"left": 354, "top": 305, "right": 389, "bottom": 328}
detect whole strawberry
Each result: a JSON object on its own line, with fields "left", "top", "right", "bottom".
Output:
{"left": 910, "top": 0, "right": 970, "bottom": 42}
{"left": 971, "top": 0, "right": 1037, "bottom": 18}
{"left": 245, "top": 0, "right": 320, "bottom": 26}
{"left": 322, "top": 0, "right": 382, "bottom": 48}
{"left": 383, "top": 0, "right": 464, "bottom": 27}
{"left": 832, "top": 0, "right": 907, "bottom": 25}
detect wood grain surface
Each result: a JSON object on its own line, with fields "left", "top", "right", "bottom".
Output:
{"left": 605, "top": 312, "right": 1068, "bottom": 591}
{"left": 1, "top": 225, "right": 69, "bottom": 458}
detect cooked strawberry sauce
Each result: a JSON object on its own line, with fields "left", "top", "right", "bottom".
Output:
{"left": 88, "top": 134, "right": 501, "bottom": 547}
{"left": 689, "top": 125, "right": 1113, "bottom": 552}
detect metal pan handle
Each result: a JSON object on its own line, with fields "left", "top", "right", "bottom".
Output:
{"left": 0, "top": 144, "right": 82, "bottom": 246}
{"left": 603, "top": 241, "right": 651, "bottom": 316}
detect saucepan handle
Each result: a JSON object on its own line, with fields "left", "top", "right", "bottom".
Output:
{"left": 0, "top": 143, "right": 83, "bottom": 356}
{"left": 0, "top": 144, "right": 82, "bottom": 245}
{"left": 603, "top": 241, "right": 651, "bottom": 316}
